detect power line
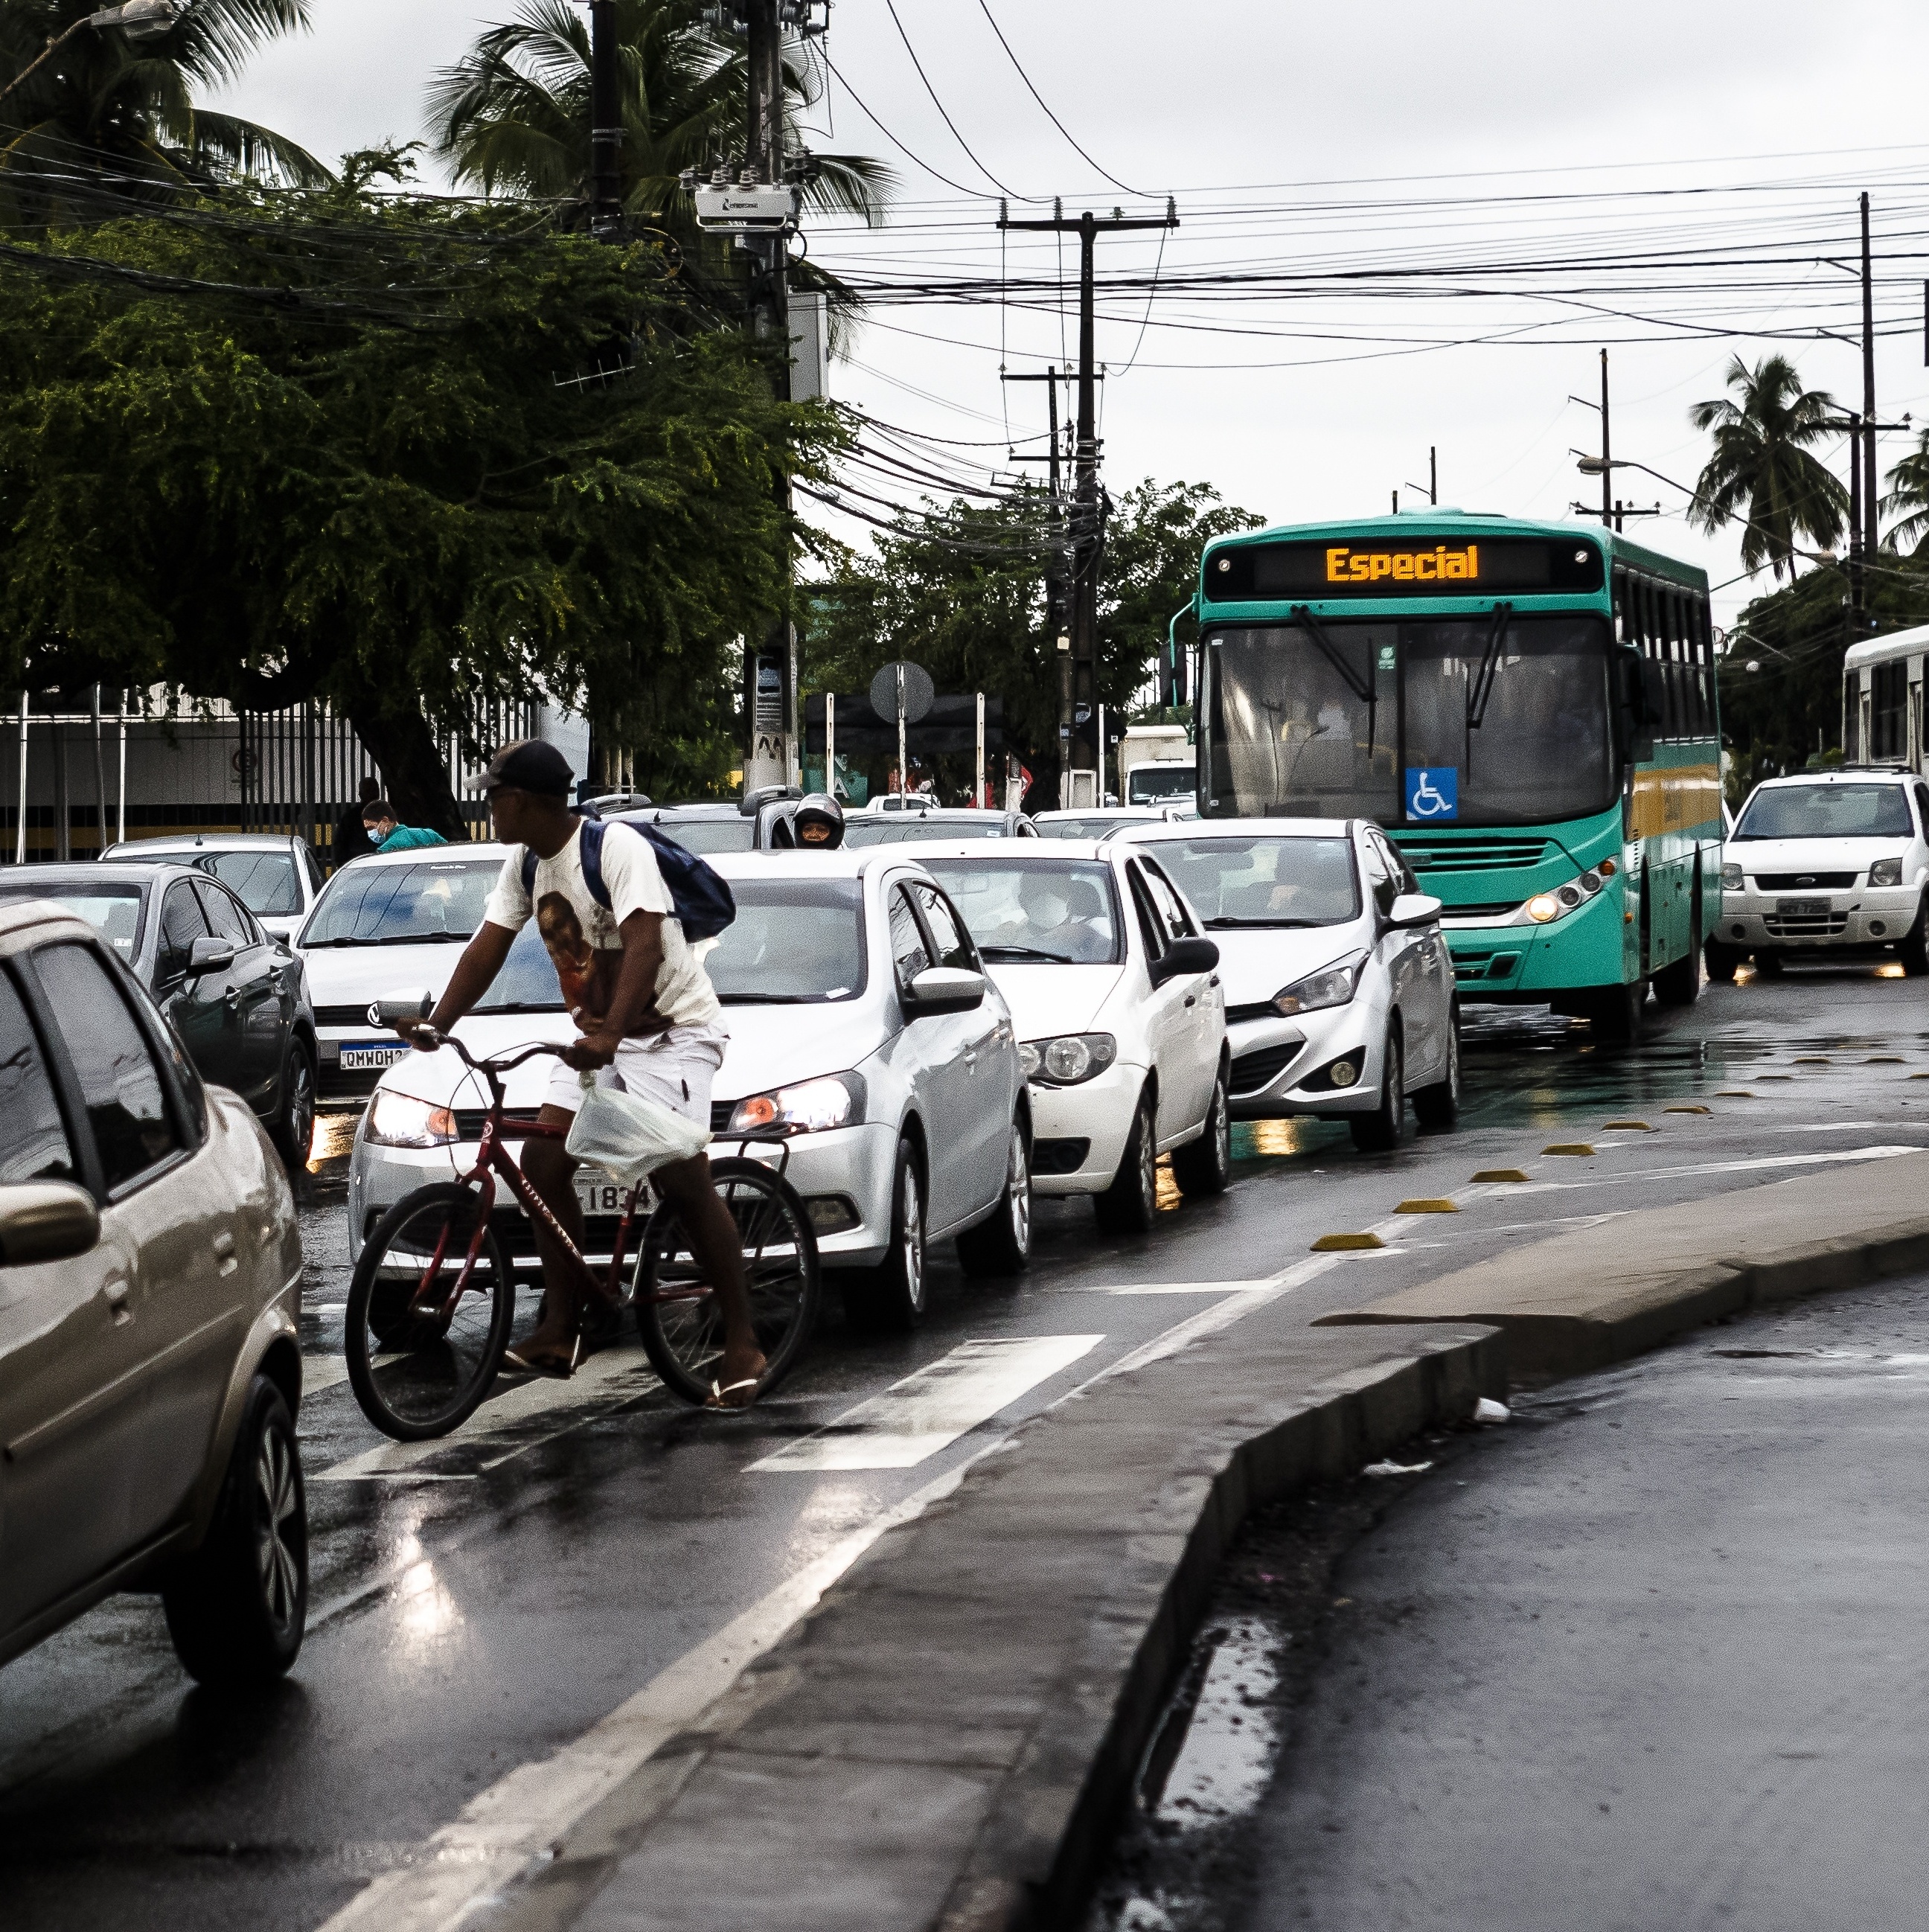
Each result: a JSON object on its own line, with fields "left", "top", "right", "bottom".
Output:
{"left": 973, "top": 1, "right": 1142, "bottom": 196}
{"left": 816, "top": 45, "right": 991, "bottom": 201}
{"left": 882, "top": 0, "right": 1031, "bottom": 202}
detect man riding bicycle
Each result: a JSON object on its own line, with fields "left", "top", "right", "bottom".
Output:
{"left": 394, "top": 740, "right": 765, "bottom": 1407}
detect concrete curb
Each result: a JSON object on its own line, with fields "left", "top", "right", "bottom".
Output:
{"left": 1315, "top": 1155, "right": 1929, "bottom": 1380}
{"left": 491, "top": 1314, "right": 1504, "bottom": 1932}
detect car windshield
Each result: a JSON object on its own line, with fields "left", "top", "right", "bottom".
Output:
{"left": 1149, "top": 836, "right": 1360, "bottom": 927}
{"left": 920, "top": 857, "right": 1122, "bottom": 965}
{"left": 1127, "top": 765, "right": 1195, "bottom": 802}
{"left": 1036, "top": 815, "right": 1145, "bottom": 839}
{"left": 845, "top": 816, "right": 1011, "bottom": 845}
{"left": 1201, "top": 615, "right": 1614, "bottom": 825}
{"left": 0, "top": 881, "right": 145, "bottom": 956}
{"left": 651, "top": 816, "right": 758, "bottom": 854}
{"left": 474, "top": 921, "right": 565, "bottom": 1011}
{"left": 705, "top": 878, "right": 866, "bottom": 1002}
{"left": 1735, "top": 783, "right": 1914, "bottom": 839}
{"left": 303, "top": 858, "right": 497, "bottom": 946}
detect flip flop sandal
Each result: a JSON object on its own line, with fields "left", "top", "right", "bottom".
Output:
{"left": 504, "top": 1332, "right": 583, "bottom": 1380}
{"left": 706, "top": 1376, "right": 761, "bottom": 1410}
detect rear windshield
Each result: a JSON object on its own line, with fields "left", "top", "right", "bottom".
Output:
{"left": 845, "top": 816, "right": 1012, "bottom": 846}
{"left": 706, "top": 878, "right": 866, "bottom": 1002}
{"left": 1735, "top": 784, "right": 1914, "bottom": 840}
{"left": 652, "top": 816, "right": 757, "bottom": 854}
{"left": 303, "top": 859, "right": 498, "bottom": 947}
{"left": 0, "top": 882, "right": 145, "bottom": 956}
{"left": 1035, "top": 816, "right": 1143, "bottom": 839}
{"left": 1127, "top": 764, "right": 1195, "bottom": 803}
{"left": 1147, "top": 836, "right": 1360, "bottom": 927}
{"left": 202, "top": 849, "right": 302, "bottom": 915}
{"left": 920, "top": 857, "right": 1122, "bottom": 965}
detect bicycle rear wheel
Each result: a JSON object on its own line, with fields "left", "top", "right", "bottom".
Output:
{"left": 346, "top": 1183, "right": 516, "bottom": 1442}
{"left": 631, "top": 1157, "right": 820, "bottom": 1405}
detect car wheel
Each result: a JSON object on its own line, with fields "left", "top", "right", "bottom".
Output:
{"left": 271, "top": 1040, "right": 317, "bottom": 1167}
{"left": 1901, "top": 899, "right": 1929, "bottom": 976}
{"left": 1350, "top": 1030, "right": 1407, "bottom": 1154}
{"left": 161, "top": 1375, "right": 307, "bottom": 1688}
{"left": 1170, "top": 1066, "right": 1232, "bottom": 1196}
{"left": 1411, "top": 1006, "right": 1462, "bottom": 1133}
{"left": 1095, "top": 1090, "right": 1159, "bottom": 1235}
{"left": 957, "top": 1117, "right": 1032, "bottom": 1276}
{"left": 844, "top": 1138, "right": 927, "bottom": 1332}
{"left": 1751, "top": 949, "right": 1785, "bottom": 979}
{"left": 1703, "top": 937, "right": 1743, "bottom": 984}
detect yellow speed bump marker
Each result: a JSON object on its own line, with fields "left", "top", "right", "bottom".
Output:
{"left": 1311, "top": 1231, "right": 1385, "bottom": 1252}
{"left": 1543, "top": 1143, "right": 1596, "bottom": 1157}
{"left": 1868, "top": 1055, "right": 1905, "bottom": 1064}
{"left": 1395, "top": 1197, "right": 1459, "bottom": 1214}
{"left": 1602, "top": 1119, "right": 1654, "bottom": 1131}
{"left": 1471, "top": 1168, "right": 1530, "bottom": 1183}
{"left": 1714, "top": 1090, "right": 1756, "bottom": 1098}
{"left": 1666, "top": 1104, "right": 1712, "bottom": 1113}
{"left": 1910, "top": 1073, "right": 1929, "bottom": 1081}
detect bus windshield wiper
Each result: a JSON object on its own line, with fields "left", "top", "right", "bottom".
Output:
{"left": 1467, "top": 601, "right": 1514, "bottom": 729}
{"left": 1288, "top": 606, "right": 1374, "bottom": 704}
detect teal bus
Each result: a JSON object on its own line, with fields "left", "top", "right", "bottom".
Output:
{"left": 1186, "top": 511, "right": 1721, "bottom": 1038}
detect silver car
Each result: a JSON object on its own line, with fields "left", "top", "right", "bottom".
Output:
{"left": 347, "top": 850, "right": 1033, "bottom": 1334}
{"left": 102, "top": 832, "right": 325, "bottom": 947}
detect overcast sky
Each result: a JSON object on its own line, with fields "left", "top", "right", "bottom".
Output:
{"left": 214, "top": 1, "right": 1929, "bottom": 626}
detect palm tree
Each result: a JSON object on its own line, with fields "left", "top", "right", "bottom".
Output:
{"left": 426, "top": 0, "right": 892, "bottom": 256}
{"left": 1880, "top": 428, "right": 1929, "bottom": 554}
{"left": 0, "top": 0, "right": 327, "bottom": 225}
{"left": 1687, "top": 354, "right": 1849, "bottom": 580}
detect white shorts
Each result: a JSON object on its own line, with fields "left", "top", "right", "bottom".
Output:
{"left": 543, "top": 1022, "right": 728, "bottom": 1127}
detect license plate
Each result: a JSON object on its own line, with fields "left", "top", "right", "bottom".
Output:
{"left": 1776, "top": 898, "right": 1830, "bottom": 917}
{"left": 576, "top": 1177, "right": 651, "bottom": 1218}
{"left": 339, "top": 1041, "right": 409, "bottom": 1070}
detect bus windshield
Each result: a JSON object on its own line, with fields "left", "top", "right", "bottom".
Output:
{"left": 1203, "top": 615, "right": 1615, "bottom": 827}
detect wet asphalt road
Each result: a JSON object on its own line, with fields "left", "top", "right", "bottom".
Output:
{"left": 6, "top": 956, "right": 1929, "bottom": 1931}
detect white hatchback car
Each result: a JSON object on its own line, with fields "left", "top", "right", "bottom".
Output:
{"left": 1711, "top": 769, "right": 1929, "bottom": 978}
{"left": 347, "top": 851, "right": 1031, "bottom": 1333}
{"left": 1120, "top": 819, "right": 1459, "bottom": 1149}
{"left": 918, "top": 840, "right": 1228, "bottom": 1232}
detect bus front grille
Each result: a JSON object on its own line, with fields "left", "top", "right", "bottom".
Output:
{"left": 1394, "top": 838, "right": 1553, "bottom": 872}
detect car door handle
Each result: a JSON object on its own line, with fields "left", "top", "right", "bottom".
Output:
{"left": 224, "top": 985, "right": 242, "bottom": 1009}
{"left": 102, "top": 1275, "right": 132, "bottom": 1324}
{"left": 1184, "top": 994, "right": 1197, "bottom": 1008}
{"left": 214, "top": 1230, "right": 239, "bottom": 1278}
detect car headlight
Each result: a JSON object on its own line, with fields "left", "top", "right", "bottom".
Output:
{"left": 1870, "top": 857, "right": 1904, "bottom": 887}
{"left": 726, "top": 1072, "right": 866, "bottom": 1136}
{"left": 1721, "top": 863, "right": 1744, "bottom": 892}
{"left": 1272, "top": 951, "right": 1366, "bottom": 1015}
{"left": 365, "top": 1090, "right": 458, "bottom": 1148}
{"left": 1020, "top": 1033, "right": 1118, "bottom": 1084}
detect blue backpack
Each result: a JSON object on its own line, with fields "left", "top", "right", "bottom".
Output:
{"left": 519, "top": 816, "right": 736, "bottom": 942}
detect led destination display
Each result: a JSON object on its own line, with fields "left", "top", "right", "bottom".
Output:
{"left": 1203, "top": 535, "right": 1604, "bottom": 602}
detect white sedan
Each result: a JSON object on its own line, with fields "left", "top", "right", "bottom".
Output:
{"left": 1119, "top": 819, "right": 1459, "bottom": 1149}
{"left": 917, "top": 839, "right": 1228, "bottom": 1233}
{"left": 346, "top": 851, "right": 1031, "bottom": 1334}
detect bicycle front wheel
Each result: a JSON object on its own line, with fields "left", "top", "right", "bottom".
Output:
{"left": 345, "top": 1183, "right": 516, "bottom": 1442}
{"left": 631, "top": 1157, "right": 821, "bottom": 1405}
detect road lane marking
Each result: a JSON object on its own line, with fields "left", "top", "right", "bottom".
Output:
{"left": 748, "top": 1334, "right": 1104, "bottom": 1472}
{"left": 1056, "top": 1279, "right": 1279, "bottom": 1296}
{"left": 1511, "top": 1145, "right": 1922, "bottom": 1194}
{"left": 303, "top": 1353, "right": 352, "bottom": 1395}
{"left": 311, "top": 1346, "right": 662, "bottom": 1482}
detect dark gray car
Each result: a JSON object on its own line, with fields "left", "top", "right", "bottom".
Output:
{"left": 0, "top": 863, "right": 318, "bottom": 1164}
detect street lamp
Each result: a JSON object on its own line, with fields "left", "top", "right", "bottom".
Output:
{"left": 0, "top": 2, "right": 182, "bottom": 108}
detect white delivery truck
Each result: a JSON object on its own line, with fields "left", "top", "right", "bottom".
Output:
{"left": 1119, "top": 724, "right": 1195, "bottom": 807}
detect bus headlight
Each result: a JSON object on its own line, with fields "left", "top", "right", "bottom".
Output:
{"left": 1521, "top": 869, "right": 1607, "bottom": 926}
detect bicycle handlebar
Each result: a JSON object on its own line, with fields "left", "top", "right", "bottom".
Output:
{"left": 403, "top": 1029, "right": 569, "bottom": 1078}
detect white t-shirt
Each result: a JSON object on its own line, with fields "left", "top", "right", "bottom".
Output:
{"left": 482, "top": 820, "right": 721, "bottom": 1032}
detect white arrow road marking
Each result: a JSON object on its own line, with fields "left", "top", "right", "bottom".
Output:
{"left": 748, "top": 1334, "right": 1104, "bottom": 1472}
{"left": 311, "top": 1346, "right": 662, "bottom": 1482}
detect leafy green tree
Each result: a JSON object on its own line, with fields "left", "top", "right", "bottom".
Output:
{"left": 1880, "top": 426, "right": 1929, "bottom": 554}
{"left": 1687, "top": 354, "right": 1848, "bottom": 580}
{"left": 804, "top": 480, "right": 1260, "bottom": 803}
{"left": 426, "top": 0, "right": 891, "bottom": 252}
{"left": 0, "top": 0, "right": 327, "bottom": 225}
{"left": 0, "top": 164, "right": 839, "bottom": 831}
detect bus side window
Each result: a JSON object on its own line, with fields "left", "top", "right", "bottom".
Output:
{"left": 1612, "top": 570, "right": 1629, "bottom": 644}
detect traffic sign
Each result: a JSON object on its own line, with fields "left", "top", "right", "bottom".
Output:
{"left": 870, "top": 662, "right": 935, "bottom": 725}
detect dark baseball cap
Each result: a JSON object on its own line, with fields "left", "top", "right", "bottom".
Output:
{"left": 482, "top": 739, "right": 573, "bottom": 798}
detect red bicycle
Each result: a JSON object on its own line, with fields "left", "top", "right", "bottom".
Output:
{"left": 344, "top": 1034, "right": 820, "bottom": 1442}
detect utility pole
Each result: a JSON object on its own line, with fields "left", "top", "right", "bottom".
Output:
{"left": 1003, "top": 365, "right": 1072, "bottom": 774}
{"left": 1861, "top": 192, "right": 1878, "bottom": 562}
{"left": 1600, "top": 348, "right": 1613, "bottom": 529}
{"left": 587, "top": 0, "right": 621, "bottom": 237}
{"left": 999, "top": 199, "right": 1178, "bottom": 799}
{"left": 1849, "top": 411, "right": 1864, "bottom": 627}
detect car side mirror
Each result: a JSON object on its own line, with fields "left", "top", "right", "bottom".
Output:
{"left": 1148, "top": 935, "right": 1220, "bottom": 986}
{"left": 0, "top": 1181, "right": 100, "bottom": 1266}
{"left": 188, "top": 935, "right": 235, "bottom": 975}
{"left": 374, "top": 990, "right": 435, "bottom": 1028}
{"left": 1386, "top": 892, "right": 1444, "bottom": 930}
{"left": 902, "top": 966, "right": 987, "bottom": 1017}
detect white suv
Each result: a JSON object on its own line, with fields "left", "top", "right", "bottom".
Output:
{"left": 1709, "top": 768, "right": 1929, "bottom": 978}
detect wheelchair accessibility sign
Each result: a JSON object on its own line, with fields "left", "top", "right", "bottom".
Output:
{"left": 1405, "top": 767, "right": 1458, "bottom": 819}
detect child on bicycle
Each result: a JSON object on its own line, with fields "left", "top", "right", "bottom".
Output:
{"left": 394, "top": 740, "right": 766, "bottom": 1408}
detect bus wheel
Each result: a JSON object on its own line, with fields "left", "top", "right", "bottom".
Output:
{"left": 1703, "top": 938, "right": 1743, "bottom": 984}
{"left": 1579, "top": 982, "right": 1646, "bottom": 1043}
{"left": 1900, "top": 901, "right": 1929, "bottom": 976}
{"left": 1651, "top": 943, "right": 1700, "bottom": 1008}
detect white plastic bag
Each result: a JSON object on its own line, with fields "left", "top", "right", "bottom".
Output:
{"left": 565, "top": 1079, "right": 708, "bottom": 1187}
